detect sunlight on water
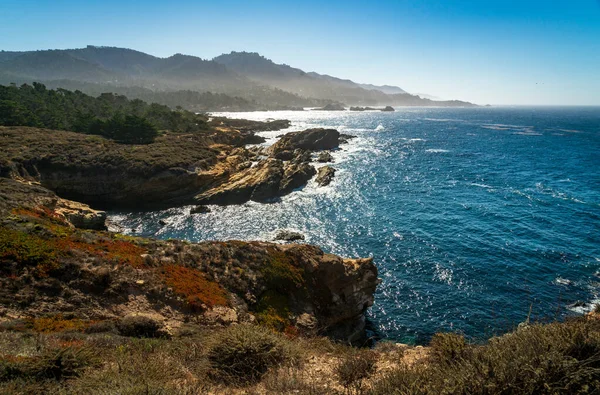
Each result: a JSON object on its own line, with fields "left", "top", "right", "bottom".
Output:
{"left": 109, "top": 107, "right": 600, "bottom": 343}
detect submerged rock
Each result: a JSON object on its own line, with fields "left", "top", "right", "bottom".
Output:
{"left": 274, "top": 230, "right": 305, "bottom": 242}
{"left": 339, "top": 133, "right": 357, "bottom": 144}
{"left": 316, "top": 166, "right": 336, "bottom": 186}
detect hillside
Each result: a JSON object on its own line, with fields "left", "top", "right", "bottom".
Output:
{"left": 213, "top": 51, "right": 463, "bottom": 106}
{"left": 0, "top": 46, "right": 476, "bottom": 109}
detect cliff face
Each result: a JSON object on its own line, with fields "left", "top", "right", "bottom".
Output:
{"left": 0, "top": 125, "right": 343, "bottom": 209}
{"left": 0, "top": 179, "right": 378, "bottom": 342}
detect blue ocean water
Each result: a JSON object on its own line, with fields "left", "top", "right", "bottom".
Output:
{"left": 109, "top": 107, "right": 600, "bottom": 344}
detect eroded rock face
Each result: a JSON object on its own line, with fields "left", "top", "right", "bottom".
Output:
{"left": 269, "top": 128, "right": 340, "bottom": 156}
{"left": 55, "top": 198, "right": 107, "bottom": 230}
{"left": 194, "top": 159, "right": 316, "bottom": 205}
{"left": 0, "top": 178, "right": 106, "bottom": 230}
{"left": 316, "top": 166, "right": 336, "bottom": 186}
{"left": 277, "top": 244, "right": 378, "bottom": 343}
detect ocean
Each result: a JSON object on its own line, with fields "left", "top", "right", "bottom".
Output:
{"left": 108, "top": 106, "right": 600, "bottom": 344}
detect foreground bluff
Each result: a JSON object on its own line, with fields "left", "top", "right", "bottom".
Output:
{"left": 0, "top": 126, "right": 341, "bottom": 209}
{"left": 0, "top": 178, "right": 378, "bottom": 342}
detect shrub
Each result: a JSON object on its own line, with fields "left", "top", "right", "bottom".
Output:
{"left": 207, "top": 324, "right": 293, "bottom": 385}
{"left": 428, "top": 332, "right": 467, "bottom": 362}
{"left": 369, "top": 318, "right": 600, "bottom": 394}
{"left": 84, "top": 320, "right": 117, "bottom": 334}
{"left": 0, "top": 226, "right": 61, "bottom": 277}
{"left": 116, "top": 315, "right": 163, "bottom": 338}
{"left": 335, "top": 349, "right": 377, "bottom": 390}
{"left": 161, "top": 265, "right": 228, "bottom": 312}
{"left": 262, "top": 248, "right": 305, "bottom": 290}
{"left": 0, "top": 346, "right": 95, "bottom": 382}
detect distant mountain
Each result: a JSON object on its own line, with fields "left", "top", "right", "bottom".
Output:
{"left": 357, "top": 83, "right": 406, "bottom": 95}
{"left": 0, "top": 46, "right": 476, "bottom": 110}
{"left": 213, "top": 51, "right": 411, "bottom": 105}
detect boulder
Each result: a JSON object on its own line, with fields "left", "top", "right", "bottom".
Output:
{"left": 190, "top": 205, "right": 211, "bottom": 214}
{"left": 316, "top": 166, "right": 336, "bottom": 186}
{"left": 269, "top": 128, "right": 340, "bottom": 156}
{"left": 274, "top": 230, "right": 305, "bottom": 242}
{"left": 381, "top": 106, "right": 395, "bottom": 112}
{"left": 317, "top": 151, "right": 334, "bottom": 163}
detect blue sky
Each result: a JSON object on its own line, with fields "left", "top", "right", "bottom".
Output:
{"left": 1, "top": 0, "right": 599, "bottom": 105}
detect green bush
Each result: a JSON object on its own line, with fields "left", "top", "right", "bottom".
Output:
{"left": 428, "top": 332, "right": 467, "bottom": 362}
{"left": 335, "top": 349, "right": 377, "bottom": 390}
{"left": 207, "top": 324, "right": 293, "bottom": 385}
{"left": 117, "top": 316, "right": 163, "bottom": 338}
{"left": 0, "top": 346, "right": 96, "bottom": 382}
{"left": 369, "top": 318, "right": 600, "bottom": 394}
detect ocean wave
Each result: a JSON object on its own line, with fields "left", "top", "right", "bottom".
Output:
{"left": 471, "top": 183, "right": 493, "bottom": 189}
{"left": 375, "top": 124, "right": 385, "bottom": 131}
{"left": 555, "top": 277, "right": 573, "bottom": 286}
{"left": 400, "top": 138, "right": 426, "bottom": 143}
{"left": 426, "top": 149, "right": 450, "bottom": 153}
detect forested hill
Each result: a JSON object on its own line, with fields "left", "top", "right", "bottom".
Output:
{"left": 0, "top": 83, "right": 210, "bottom": 144}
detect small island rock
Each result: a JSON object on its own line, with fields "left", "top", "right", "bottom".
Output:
{"left": 274, "top": 230, "right": 306, "bottom": 242}
{"left": 316, "top": 166, "right": 336, "bottom": 186}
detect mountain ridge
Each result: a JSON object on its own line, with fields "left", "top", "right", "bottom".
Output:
{"left": 0, "top": 46, "right": 476, "bottom": 110}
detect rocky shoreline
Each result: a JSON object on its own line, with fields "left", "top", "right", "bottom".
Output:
{"left": 0, "top": 118, "right": 376, "bottom": 343}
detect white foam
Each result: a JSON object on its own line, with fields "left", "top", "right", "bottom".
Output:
{"left": 426, "top": 149, "right": 450, "bottom": 153}
{"left": 555, "top": 277, "right": 572, "bottom": 286}
{"left": 471, "top": 183, "right": 493, "bottom": 189}
{"left": 375, "top": 124, "right": 385, "bottom": 131}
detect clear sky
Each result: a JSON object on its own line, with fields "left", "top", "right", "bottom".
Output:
{"left": 1, "top": 0, "right": 599, "bottom": 105}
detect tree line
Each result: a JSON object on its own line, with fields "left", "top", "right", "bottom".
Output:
{"left": 0, "top": 83, "right": 210, "bottom": 144}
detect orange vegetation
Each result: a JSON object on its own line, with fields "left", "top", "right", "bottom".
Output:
{"left": 12, "top": 207, "right": 66, "bottom": 224}
{"left": 0, "top": 226, "right": 146, "bottom": 277}
{"left": 161, "top": 265, "right": 228, "bottom": 311}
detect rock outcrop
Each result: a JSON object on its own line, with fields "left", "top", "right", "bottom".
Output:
{"left": 318, "top": 103, "right": 346, "bottom": 111}
{"left": 194, "top": 159, "right": 316, "bottom": 205}
{"left": 274, "top": 230, "right": 305, "bottom": 242}
{"left": 316, "top": 166, "right": 336, "bottom": 186}
{"left": 382, "top": 106, "right": 395, "bottom": 112}
{"left": 269, "top": 128, "right": 340, "bottom": 156}
{"left": 0, "top": 178, "right": 106, "bottom": 230}
{"left": 317, "top": 151, "right": 334, "bottom": 163}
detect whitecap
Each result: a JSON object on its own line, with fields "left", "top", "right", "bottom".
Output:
{"left": 555, "top": 277, "right": 572, "bottom": 286}
{"left": 375, "top": 124, "right": 385, "bottom": 131}
{"left": 471, "top": 183, "right": 493, "bottom": 189}
{"left": 426, "top": 149, "right": 450, "bottom": 153}
{"left": 393, "top": 232, "right": 404, "bottom": 240}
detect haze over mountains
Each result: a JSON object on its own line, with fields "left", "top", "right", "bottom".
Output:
{"left": 0, "top": 46, "right": 475, "bottom": 111}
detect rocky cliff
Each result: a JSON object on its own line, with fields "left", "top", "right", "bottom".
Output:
{"left": 0, "top": 125, "right": 342, "bottom": 209}
{"left": 0, "top": 178, "right": 378, "bottom": 342}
